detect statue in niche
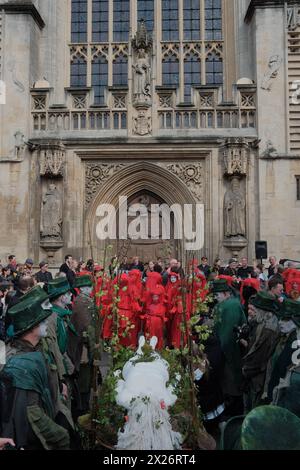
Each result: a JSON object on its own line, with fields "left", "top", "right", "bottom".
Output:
{"left": 133, "top": 48, "right": 151, "bottom": 104}
{"left": 224, "top": 177, "right": 246, "bottom": 238}
{"left": 41, "top": 183, "right": 63, "bottom": 239}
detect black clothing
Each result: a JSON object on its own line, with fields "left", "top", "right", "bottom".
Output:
{"left": 198, "top": 264, "right": 211, "bottom": 279}
{"left": 59, "top": 263, "right": 76, "bottom": 286}
{"left": 196, "top": 334, "right": 225, "bottom": 416}
{"left": 223, "top": 267, "right": 237, "bottom": 277}
{"left": 237, "top": 266, "right": 254, "bottom": 280}
{"left": 35, "top": 271, "right": 53, "bottom": 284}
{"left": 129, "top": 263, "right": 144, "bottom": 273}
{"left": 268, "top": 265, "right": 276, "bottom": 279}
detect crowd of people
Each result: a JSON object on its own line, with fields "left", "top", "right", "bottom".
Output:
{"left": 0, "top": 252, "right": 299, "bottom": 450}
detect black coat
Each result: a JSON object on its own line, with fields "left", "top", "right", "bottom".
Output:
{"left": 59, "top": 263, "right": 76, "bottom": 286}
{"left": 35, "top": 271, "right": 53, "bottom": 284}
{"left": 196, "top": 334, "right": 225, "bottom": 414}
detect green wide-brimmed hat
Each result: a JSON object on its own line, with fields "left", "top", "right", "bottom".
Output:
{"left": 241, "top": 405, "right": 300, "bottom": 450}
{"left": 210, "top": 279, "right": 231, "bottom": 293}
{"left": 73, "top": 275, "right": 93, "bottom": 289}
{"left": 279, "top": 299, "right": 300, "bottom": 327}
{"left": 47, "top": 277, "right": 71, "bottom": 300}
{"left": 249, "top": 291, "right": 279, "bottom": 314}
{"left": 8, "top": 286, "right": 52, "bottom": 337}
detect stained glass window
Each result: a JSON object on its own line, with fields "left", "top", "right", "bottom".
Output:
{"left": 113, "top": 0, "right": 130, "bottom": 42}
{"left": 162, "top": 0, "right": 179, "bottom": 41}
{"left": 137, "top": 0, "right": 154, "bottom": 32}
{"left": 92, "top": 56, "right": 108, "bottom": 104}
{"left": 162, "top": 53, "right": 179, "bottom": 86}
{"left": 92, "top": 0, "right": 109, "bottom": 42}
{"left": 71, "top": 56, "right": 87, "bottom": 87}
{"left": 113, "top": 53, "right": 128, "bottom": 85}
{"left": 183, "top": 0, "right": 200, "bottom": 41}
{"left": 71, "top": 0, "right": 88, "bottom": 43}
{"left": 205, "top": 0, "right": 222, "bottom": 41}
{"left": 184, "top": 52, "right": 201, "bottom": 101}
{"left": 206, "top": 51, "right": 223, "bottom": 84}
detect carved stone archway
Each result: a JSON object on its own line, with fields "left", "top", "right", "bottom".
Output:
{"left": 84, "top": 161, "right": 201, "bottom": 266}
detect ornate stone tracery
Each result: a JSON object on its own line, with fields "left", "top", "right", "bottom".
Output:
{"left": 39, "top": 142, "right": 65, "bottom": 177}
{"left": 85, "top": 162, "right": 126, "bottom": 206}
{"left": 157, "top": 162, "right": 204, "bottom": 203}
{"left": 223, "top": 138, "right": 249, "bottom": 177}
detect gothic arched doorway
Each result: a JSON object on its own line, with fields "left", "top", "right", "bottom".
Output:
{"left": 115, "top": 190, "right": 179, "bottom": 264}
{"left": 84, "top": 161, "right": 201, "bottom": 267}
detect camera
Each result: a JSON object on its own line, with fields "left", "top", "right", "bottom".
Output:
{"left": 233, "top": 324, "right": 250, "bottom": 342}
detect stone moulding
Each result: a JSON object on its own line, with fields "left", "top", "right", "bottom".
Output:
{"left": 0, "top": 2, "right": 45, "bottom": 29}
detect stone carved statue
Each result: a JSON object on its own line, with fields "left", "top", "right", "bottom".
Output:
{"left": 133, "top": 48, "right": 151, "bottom": 104}
{"left": 261, "top": 55, "right": 282, "bottom": 91}
{"left": 41, "top": 183, "right": 63, "bottom": 239}
{"left": 224, "top": 177, "right": 246, "bottom": 238}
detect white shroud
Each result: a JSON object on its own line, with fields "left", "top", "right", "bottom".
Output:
{"left": 115, "top": 336, "right": 182, "bottom": 450}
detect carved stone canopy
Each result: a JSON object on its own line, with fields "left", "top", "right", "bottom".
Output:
{"left": 39, "top": 141, "right": 65, "bottom": 177}
{"left": 223, "top": 138, "right": 249, "bottom": 177}
{"left": 132, "top": 19, "right": 152, "bottom": 53}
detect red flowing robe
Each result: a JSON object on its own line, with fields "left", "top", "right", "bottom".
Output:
{"left": 165, "top": 277, "right": 184, "bottom": 349}
{"left": 144, "top": 302, "right": 166, "bottom": 350}
{"left": 118, "top": 273, "right": 140, "bottom": 348}
{"left": 143, "top": 272, "right": 163, "bottom": 310}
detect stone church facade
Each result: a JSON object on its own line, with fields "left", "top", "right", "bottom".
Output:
{"left": 0, "top": 0, "right": 299, "bottom": 266}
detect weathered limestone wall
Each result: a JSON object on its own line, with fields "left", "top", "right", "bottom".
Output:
{"left": 0, "top": 8, "right": 42, "bottom": 261}
{"left": 251, "top": 4, "right": 300, "bottom": 259}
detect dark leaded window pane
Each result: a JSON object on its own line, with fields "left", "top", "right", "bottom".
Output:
{"left": 92, "top": 56, "right": 108, "bottom": 104}
{"left": 205, "top": 0, "right": 222, "bottom": 40}
{"left": 92, "top": 0, "right": 109, "bottom": 42}
{"left": 183, "top": 0, "right": 200, "bottom": 41}
{"left": 138, "top": 0, "right": 154, "bottom": 32}
{"left": 162, "top": 0, "right": 179, "bottom": 41}
{"left": 206, "top": 52, "right": 223, "bottom": 84}
{"left": 113, "top": 0, "right": 130, "bottom": 42}
{"left": 113, "top": 53, "right": 128, "bottom": 85}
{"left": 71, "top": 57, "right": 87, "bottom": 87}
{"left": 71, "top": 0, "right": 88, "bottom": 42}
{"left": 162, "top": 54, "right": 179, "bottom": 86}
{"left": 184, "top": 52, "right": 200, "bottom": 101}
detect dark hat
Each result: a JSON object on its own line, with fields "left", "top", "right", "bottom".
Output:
{"left": 73, "top": 274, "right": 93, "bottom": 289}
{"left": 229, "top": 258, "right": 237, "bottom": 264}
{"left": 249, "top": 291, "right": 279, "bottom": 314}
{"left": 47, "top": 277, "right": 71, "bottom": 300}
{"left": 8, "top": 286, "right": 51, "bottom": 337}
{"left": 241, "top": 406, "right": 300, "bottom": 450}
{"left": 39, "top": 260, "right": 48, "bottom": 268}
{"left": 279, "top": 299, "right": 300, "bottom": 327}
{"left": 210, "top": 279, "right": 231, "bottom": 293}
{"left": 25, "top": 258, "right": 34, "bottom": 266}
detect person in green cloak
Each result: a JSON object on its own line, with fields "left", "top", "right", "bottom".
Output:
{"left": 242, "top": 291, "right": 280, "bottom": 412}
{"left": 0, "top": 286, "right": 70, "bottom": 449}
{"left": 265, "top": 299, "right": 300, "bottom": 411}
{"left": 46, "top": 277, "right": 78, "bottom": 417}
{"left": 211, "top": 279, "right": 246, "bottom": 418}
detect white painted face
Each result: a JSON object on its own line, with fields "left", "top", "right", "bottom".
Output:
{"left": 41, "top": 299, "right": 52, "bottom": 310}
{"left": 62, "top": 292, "right": 72, "bottom": 306}
{"left": 215, "top": 292, "right": 227, "bottom": 303}
{"left": 170, "top": 276, "right": 177, "bottom": 284}
{"left": 39, "top": 319, "right": 48, "bottom": 337}
{"left": 80, "top": 286, "right": 93, "bottom": 296}
{"left": 279, "top": 320, "right": 296, "bottom": 335}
